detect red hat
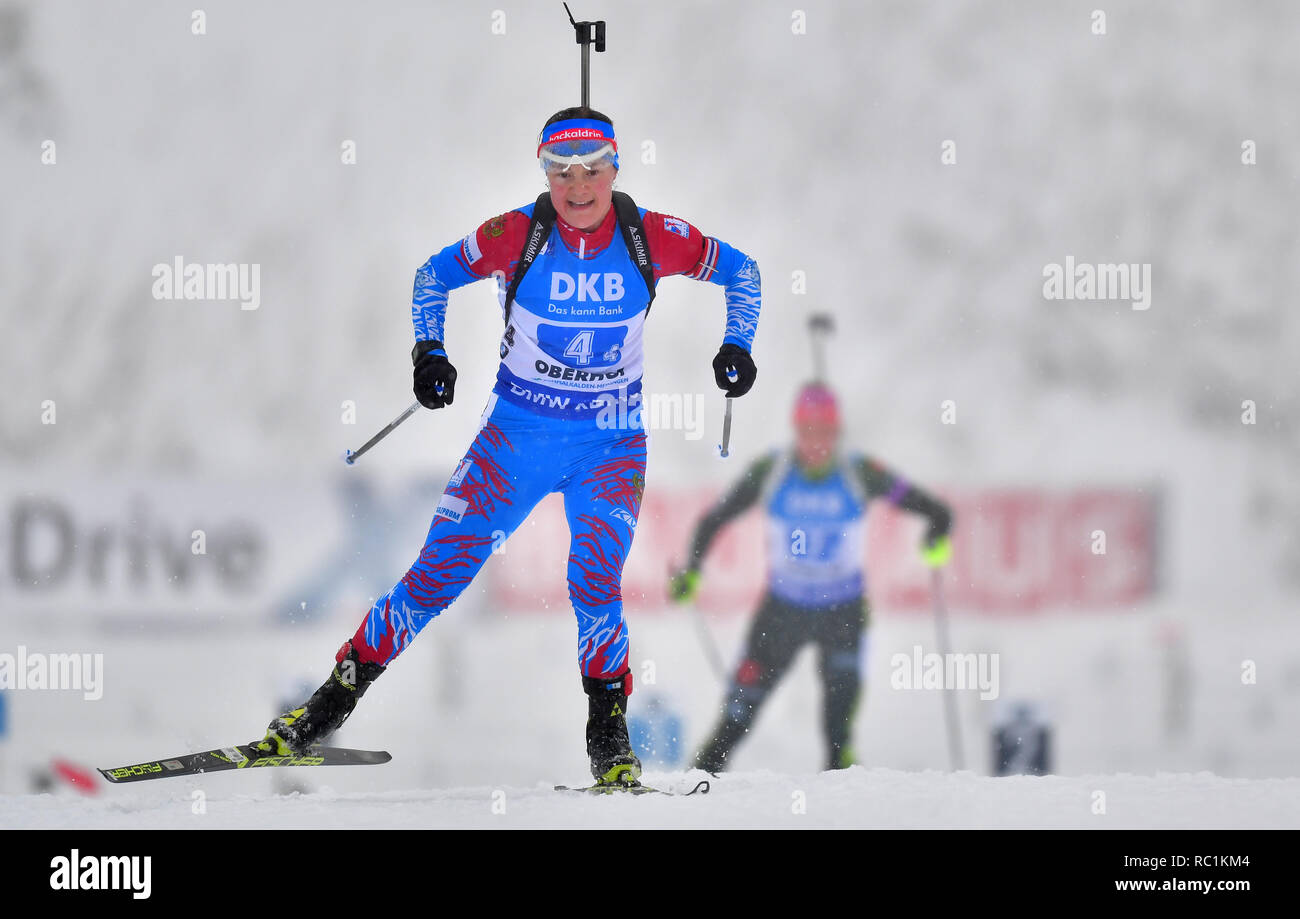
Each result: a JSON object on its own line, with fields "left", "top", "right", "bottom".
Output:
{"left": 793, "top": 383, "right": 840, "bottom": 428}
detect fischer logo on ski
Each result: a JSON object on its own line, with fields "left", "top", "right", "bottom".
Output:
{"left": 98, "top": 744, "right": 391, "bottom": 783}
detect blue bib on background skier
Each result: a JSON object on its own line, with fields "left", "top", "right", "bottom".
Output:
{"left": 761, "top": 451, "right": 868, "bottom": 607}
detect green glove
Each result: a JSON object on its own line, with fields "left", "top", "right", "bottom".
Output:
{"left": 668, "top": 568, "right": 701, "bottom": 603}
{"left": 921, "top": 534, "right": 952, "bottom": 568}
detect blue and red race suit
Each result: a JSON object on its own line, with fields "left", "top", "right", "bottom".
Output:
{"left": 345, "top": 201, "right": 761, "bottom": 681}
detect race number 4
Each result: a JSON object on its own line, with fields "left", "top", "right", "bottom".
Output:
{"left": 564, "top": 330, "right": 595, "bottom": 365}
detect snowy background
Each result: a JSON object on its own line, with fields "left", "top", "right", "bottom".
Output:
{"left": 1, "top": 0, "right": 1298, "bottom": 827}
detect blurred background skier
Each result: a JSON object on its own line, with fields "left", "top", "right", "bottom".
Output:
{"left": 254, "top": 106, "right": 762, "bottom": 788}
{"left": 669, "top": 381, "right": 952, "bottom": 772}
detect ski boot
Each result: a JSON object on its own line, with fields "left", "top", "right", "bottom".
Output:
{"left": 827, "top": 746, "right": 856, "bottom": 771}
{"left": 692, "top": 741, "right": 731, "bottom": 775}
{"left": 255, "top": 641, "right": 386, "bottom": 755}
{"left": 692, "top": 715, "right": 749, "bottom": 774}
{"left": 583, "top": 671, "right": 642, "bottom": 787}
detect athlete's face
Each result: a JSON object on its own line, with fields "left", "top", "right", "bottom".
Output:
{"left": 547, "top": 162, "right": 616, "bottom": 231}
{"left": 795, "top": 419, "right": 839, "bottom": 471}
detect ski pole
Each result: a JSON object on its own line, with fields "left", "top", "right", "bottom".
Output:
{"left": 690, "top": 601, "right": 726, "bottom": 683}
{"left": 343, "top": 401, "right": 421, "bottom": 465}
{"left": 718, "top": 397, "right": 733, "bottom": 458}
{"left": 808, "top": 313, "right": 834, "bottom": 384}
{"left": 671, "top": 564, "right": 727, "bottom": 682}
{"left": 931, "top": 566, "right": 965, "bottom": 770}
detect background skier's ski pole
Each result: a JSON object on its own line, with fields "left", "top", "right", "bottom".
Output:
{"left": 690, "top": 601, "right": 726, "bottom": 682}
{"left": 808, "top": 312, "right": 834, "bottom": 383}
{"left": 930, "top": 565, "right": 965, "bottom": 771}
{"left": 669, "top": 565, "right": 726, "bottom": 681}
{"left": 344, "top": 401, "right": 420, "bottom": 465}
{"left": 563, "top": 3, "right": 605, "bottom": 107}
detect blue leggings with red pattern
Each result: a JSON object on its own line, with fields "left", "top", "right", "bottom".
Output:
{"left": 346, "top": 394, "right": 646, "bottom": 680}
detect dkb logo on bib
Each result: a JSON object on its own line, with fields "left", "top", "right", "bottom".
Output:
{"left": 550, "top": 272, "right": 625, "bottom": 302}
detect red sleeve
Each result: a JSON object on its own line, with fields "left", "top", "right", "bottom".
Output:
{"left": 643, "top": 211, "right": 708, "bottom": 282}
{"left": 460, "top": 210, "right": 532, "bottom": 280}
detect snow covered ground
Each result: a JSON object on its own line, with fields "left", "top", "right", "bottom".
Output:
{"left": 3, "top": 604, "right": 1299, "bottom": 829}
{"left": 9, "top": 767, "right": 1300, "bottom": 830}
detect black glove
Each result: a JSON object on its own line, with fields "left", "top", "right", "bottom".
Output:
{"left": 712, "top": 343, "right": 756, "bottom": 398}
{"left": 412, "top": 340, "right": 457, "bottom": 409}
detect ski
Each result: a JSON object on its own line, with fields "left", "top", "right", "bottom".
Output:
{"left": 98, "top": 744, "right": 392, "bottom": 784}
{"left": 554, "top": 779, "right": 710, "bottom": 796}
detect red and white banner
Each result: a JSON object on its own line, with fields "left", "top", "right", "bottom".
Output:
{"left": 490, "top": 487, "right": 1160, "bottom": 616}
{"left": 0, "top": 477, "right": 1158, "bottom": 626}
